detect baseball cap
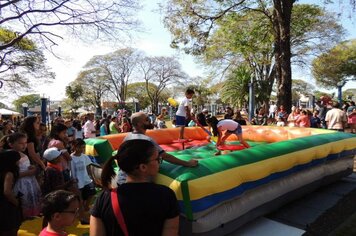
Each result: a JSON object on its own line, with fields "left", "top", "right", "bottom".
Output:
{"left": 202, "top": 109, "right": 208, "bottom": 113}
{"left": 43, "top": 147, "right": 64, "bottom": 162}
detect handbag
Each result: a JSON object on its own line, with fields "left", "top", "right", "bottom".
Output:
{"left": 111, "top": 189, "right": 129, "bottom": 236}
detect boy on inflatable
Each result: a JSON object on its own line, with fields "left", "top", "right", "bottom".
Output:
{"left": 175, "top": 88, "right": 195, "bottom": 139}
{"left": 206, "top": 117, "right": 250, "bottom": 155}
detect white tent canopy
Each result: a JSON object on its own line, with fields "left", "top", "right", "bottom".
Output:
{"left": 0, "top": 108, "right": 21, "bottom": 115}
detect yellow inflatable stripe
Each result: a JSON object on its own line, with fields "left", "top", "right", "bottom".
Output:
{"left": 85, "top": 145, "right": 98, "bottom": 156}
{"left": 187, "top": 138, "right": 356, "bottom": 200}
{"left": 156, "top": 173, "right": 184, "bottom": 199}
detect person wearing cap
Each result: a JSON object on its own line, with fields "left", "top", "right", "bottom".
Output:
{"left": 42, "top": 147, "right": 78, "bottom": 196}
{"left": 43, "top": 147, "right": 90, "bottom": 225}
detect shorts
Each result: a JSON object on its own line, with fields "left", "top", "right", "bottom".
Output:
{"left": 175, "top": 115, "right": 186, "bottom": 127}
{"left": 226, "top": 125, "right": 242, "bottom": 135}
{"left": 80, "top": 182, "right": 96, "bottom": 200}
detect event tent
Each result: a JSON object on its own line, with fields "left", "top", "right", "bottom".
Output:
{"left": 0, "top": 108, "right": 21, "bottom": 116}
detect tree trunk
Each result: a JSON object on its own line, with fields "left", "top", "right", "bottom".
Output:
{"left": 273, "top": 0, "right": 293, "bottom": 113}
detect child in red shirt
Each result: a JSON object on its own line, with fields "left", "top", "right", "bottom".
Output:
{"left": 39, "top": 190, "right": 80, "bottom": 236}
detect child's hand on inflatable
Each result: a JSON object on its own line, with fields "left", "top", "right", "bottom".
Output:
{"left": 186, "top": 159, "right": 198, "bottom": 167}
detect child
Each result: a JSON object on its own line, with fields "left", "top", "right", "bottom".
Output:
{"left": 276, "top": 117, "right": 285, "bottom": 127}
{"left": 155, "top": 114, "right": 167, "bottom": 129}
{"left": 40, "top": 190, "right": 80, "bottom": 236}
{"left": 70, "top": 139, "right": 96, "bottom": 215}
{"left": 6, "top": 133, "right": 42, "bottom": 219}
{"left": 0, "top": 150, "right": 22, "bottom": 236}
{"left": 310, "top": 110, "right": 321, "bottom": 128}
{"left": 206, "top": 117, "right": 250, "bottom": 155}
{"left": 120, "top": 117, "right": 132, "bottom": 133}
{"left": 175, "top": 88, "right": 195, "bottom": 139}
{"left": 42, "top": 147, "right": 78, "bottom": 196}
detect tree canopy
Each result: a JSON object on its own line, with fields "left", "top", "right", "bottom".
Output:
{"left": 312, "top": 39, "right": 356, "bottom": 88}
{"left": 12, "top": 94, "right": 41, "bottom": 112}
{"left": 162, "top": 1, "right": 345, "bottom": 112}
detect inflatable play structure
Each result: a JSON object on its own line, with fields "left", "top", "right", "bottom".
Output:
{"left": 85, "top": 126, "right": 356, "bottom": 235}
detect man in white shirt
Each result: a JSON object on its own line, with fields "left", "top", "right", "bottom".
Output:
{"left": 83, "top": 113, "right": 96, "bottom": 139}
{"left": 325, "top": 101, "right": 347, "bottom": 131}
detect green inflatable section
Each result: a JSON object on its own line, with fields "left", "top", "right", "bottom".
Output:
{"left": 159, "top": 132, "right": 355, "bottom": 181}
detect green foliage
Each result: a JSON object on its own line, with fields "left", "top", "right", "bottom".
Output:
{"left": 312, "top": 39, "right": 356, "bottom": 88}
{"left": 291, "top": 79, "right": 315, "bottom": 104}
{"left": 127, "top": 82, "right": 156, "bottom": 109}
{"left": 0, "top": 102, "right": 7, "bottom": 109}
{"left": 12, "top": 94, "right": 41, "bottom": 112}
{"left": 221, "top": 66, "right": 251, "bottom": 107}
{"left": 187, "top": 77, "right": 213, "bottom": 107}
{"left": 0, "top": 27, "right": 36, "bottom": 51}
{"left": 65, "top": 84, "right": 84, "bottom": 110}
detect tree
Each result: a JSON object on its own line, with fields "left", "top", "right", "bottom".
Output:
{"left": 65, "top": 83, "right": 84, "bottom": 111}
{"left": 12, "top": 94, "right": 41, "bottom": 112}
{"left": 138, "top": 56, "right": 188, "bottom": 113}
{"left": 188, "top": 77, "right": 213, "bottom": 110}
{"left": 291, "top": 79, "right": 314, "bottom": 105}
{"left": 221, "top": 66, "right": 251, "bottom": 108}
{"left": 0, "top": 0, "right": 139, "bottom": 52}
{"left": 0, "top": 28, "right": 54, "bottom": 91}
{"left": 127, "top": 82, "right": 155, "bottom": 110}
{"left": 163, "top": 2, "right": 344, "bottom": 113}
{"left": 85, "top": 48, "right": 142, "bottom": 103}
{"left": 72, "top": 68, "right": 108, "bottom": 115}
{"left": 312, "top": 39, "right": 356, "bottom": 88}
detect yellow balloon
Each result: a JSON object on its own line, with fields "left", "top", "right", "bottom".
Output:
{"left": 167, "top": 97, "right": 179, "bottom": 107}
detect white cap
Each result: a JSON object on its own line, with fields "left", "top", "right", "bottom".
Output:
{"left": 43, "top": 147, "right": 64, "bottom": 162}
{"left": 202, "top": 109, "right": 208, "bottom": 113}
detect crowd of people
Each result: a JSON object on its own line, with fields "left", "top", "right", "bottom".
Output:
{"left": 0, "top": 93, "right": 355, "bottom": 235}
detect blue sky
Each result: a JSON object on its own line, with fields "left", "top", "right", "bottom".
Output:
{"left": 5, "top": 0, "right": 355, "bottom": 105}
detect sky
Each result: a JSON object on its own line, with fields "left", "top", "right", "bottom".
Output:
{"left": 3, "top": 0, "right": 356, "bottom": 106}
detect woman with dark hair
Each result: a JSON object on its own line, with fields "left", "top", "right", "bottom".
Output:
{"left": 0, "top": 120, "right": 14, "bottom": 139}
{"left": 46, "top": 123, "right": 72, "bottom": 181}
{"left": 233, "top": 110, "right": 247, "bottom": 125}
{"left": 20, "top": 116, "right": 46, "bottom": 170}
{"left": 90, "top": 139, "right": 179, "bottom": 236}
{"left": 224, "top": 107, "right": 234, "bottom": 119}
{"left": 0, "top": 150, "right": 22, "bottom": 236}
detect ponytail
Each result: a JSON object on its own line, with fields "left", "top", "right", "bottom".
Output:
{"left": 101, "top": 155, "right": 117, "bottom": 190}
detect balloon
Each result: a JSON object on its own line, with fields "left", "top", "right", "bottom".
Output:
{"left": 167, "top": 98, "right": 179, "bottom": 107}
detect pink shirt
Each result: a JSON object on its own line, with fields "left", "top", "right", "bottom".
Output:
{"left": 39, "top": 227, "right": 68, "bottom": 236}
{"left": 296, "top": 115, "right": 310, "bottom": 127}
{"left": 83, "top": 120, "right": 96, "bottom": 138}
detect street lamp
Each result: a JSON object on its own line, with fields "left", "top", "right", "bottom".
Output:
{"left": 22, "top": 103, "right": 28, "bottom": 117}
{"left": 337, "top": 81, "right": 346, "bottom": 107}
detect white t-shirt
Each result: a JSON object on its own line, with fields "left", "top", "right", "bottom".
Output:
{"left": 269, "top": 104, "right": 277, "bottom": 113}
{"left": 176, "top": 97, "right": 192, "bottom": 117}
{"left": 83, "top": 120, "right": 96, "bottom": 138}
{"left": 217, "top": 119, "right": 239, "bottom": 131}
{"left": 70, "top": 153, "right": 93, "bottom": 189}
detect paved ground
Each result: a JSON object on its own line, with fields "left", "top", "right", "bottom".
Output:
{"left": 229, "top": 158, "right": 356, "bottom": 236}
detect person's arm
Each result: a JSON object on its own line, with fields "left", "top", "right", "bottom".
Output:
{"left": 27, "top": 142, "right": 46, "bottom": 170}
{"left": 162, "top": 152, "right": 198, "bottom": 167}
{"left": 237, "top": 134, "right": 250, "bottom": 148}
{"left": 19, "top": 165, "right": 37, "bottom": 177}
{"left": 3, "top": 172, "right": 19, "bottom": 206}
{"left": 90, "top": 216, "right": 106, "bottom": 236}
{"left": 162, "top": 216, "right": 179, "bottom": 236}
